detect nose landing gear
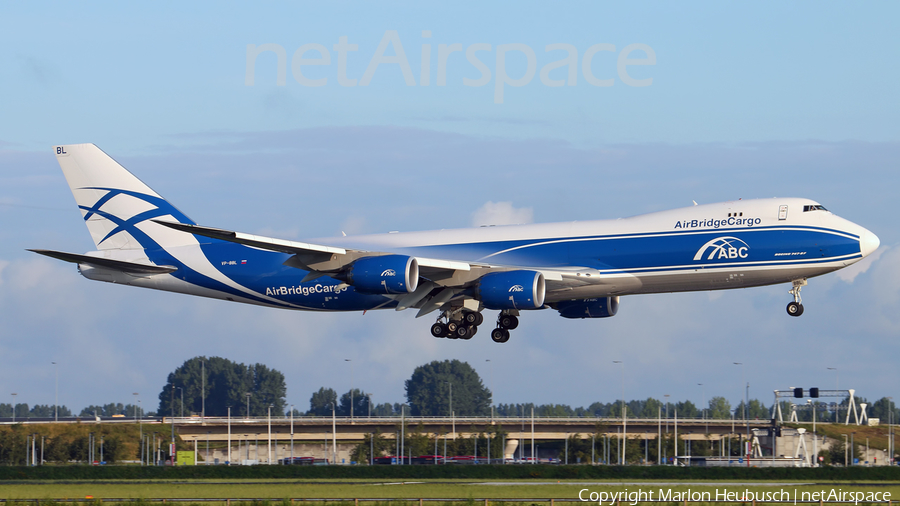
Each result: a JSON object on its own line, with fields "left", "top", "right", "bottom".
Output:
{"left": 786, "top": 279, "right": 807, "bottom": 317}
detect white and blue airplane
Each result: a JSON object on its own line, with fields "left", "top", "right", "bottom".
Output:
{"left": 33, "top": 144, "right": 880, "bottom": 343}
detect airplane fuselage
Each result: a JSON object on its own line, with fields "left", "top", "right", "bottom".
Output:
{"left": 40, "top": 143, "right": 879, "bottom": 341}
{"left": 79, "top": 197, "right": 875, "bottom": 311}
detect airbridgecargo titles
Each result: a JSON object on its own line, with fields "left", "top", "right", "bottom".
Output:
{"left": 33, "top": 143, "right": 880, "bottom": 344}
{"left": 266, "top": 284, "right": 349, "bottom": 297}
{"left": 674, "top": 216, "right": 762, "bottom": 229}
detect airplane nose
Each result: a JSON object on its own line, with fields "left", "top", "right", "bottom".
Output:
{"left": 861, "top": 229, "right": 880, "bottom": 257}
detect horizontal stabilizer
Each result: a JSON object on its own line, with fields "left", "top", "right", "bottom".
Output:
{"left": 29, "top": 249, "right": 177, "bottom": 274}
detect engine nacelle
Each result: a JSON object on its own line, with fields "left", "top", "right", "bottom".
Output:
{"left": 346, "top": 255, "right": 418, "bottom": 294}
{"left": 476, "top": 270, "right": 545, "bottom": 310}
{"left": 556, "top": 297, "right": 620, "bottom": 319}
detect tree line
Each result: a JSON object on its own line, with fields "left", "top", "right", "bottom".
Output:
{"left": 4, "top": 357, "right": 897, "bottom": 424}
{"left": 0, "top": 404, "right": 73, "bottom": 419}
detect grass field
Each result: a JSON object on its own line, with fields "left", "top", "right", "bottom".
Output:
{"left": 1, "top": 480, "right": 899, "bottom": 502}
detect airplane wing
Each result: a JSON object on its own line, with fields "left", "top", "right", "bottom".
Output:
{"left": 153, "top": 221, "right": 621, "bottom": 314}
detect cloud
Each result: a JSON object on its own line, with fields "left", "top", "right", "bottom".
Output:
{"left": 837, "top": 246, "right": 888, "bottom": 283}
{"left": 471, "top": 201, "right": 534, "bottom": 227}
{"left": 339, "top": 215, "right": 368, "bottom": 236}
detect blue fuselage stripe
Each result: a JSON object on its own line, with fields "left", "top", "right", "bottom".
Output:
{"left": 167, "top": 225, "right": 861, "bottom": 310}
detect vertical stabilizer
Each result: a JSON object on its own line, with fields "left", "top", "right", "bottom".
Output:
{"left": 53, "top": 144, "right": 196, "bottom": 251}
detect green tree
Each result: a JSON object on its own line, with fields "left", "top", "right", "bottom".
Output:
{"left": 824, "top": 436, "right": 861, "bottom": 466}
{"left": 157, "top": 356, "right": 287, "bottom": 417}
{"left": 30, "top": 404, "right": 70, "bottom": 417}
{"left": 869, "top": 397, "right": 899, "bottom": 424}
{"left": 1, "top": 403, "right": 32, "bottom": 419}
{"left": 338, "top": 388, "right": 371, "bottom": 417}
{"left": 308, "top": 387, "right": 338, "bottom": 416}
{"left": 735, "top": 399, "right": 770, "bottom": 420}
{"left": 708, "top": 396, "right": 732, "bottom": 419}
{"left": 372, "top": 402, "right": 396, "bottom": 416}
{"left": 639, "top": 398, "right": 663, "bottom": 418}
{"left": 675, "top": 400, "right": 699, "bottom": 419}
{"left": 351, "top": 428, "right": 392, "bottom": 463}
{"left": 405, "top": 359, "right": 491, "bottom": 416}
{"left": 537, "top": 404, "right": 575, "bottom": 417}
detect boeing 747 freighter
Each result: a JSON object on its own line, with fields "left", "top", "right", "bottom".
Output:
{"left": 33, "top": 144, "right": 880, "bottom": 343}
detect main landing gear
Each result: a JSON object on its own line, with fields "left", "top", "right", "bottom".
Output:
{"left": 431, "top": 309, "right": 485, "bottom": 340}
{"left": 431, "top": 309, "right": 520, "bottom": 343}
{"left": 490, "top": 312, "right": 519, "bottom": 344}
{"left": 786, "top": 279, "right": 807, "bottom": 317}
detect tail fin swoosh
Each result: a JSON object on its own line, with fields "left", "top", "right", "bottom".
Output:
{"left": 53, "top": 144, "right": 196, "bottom": 251}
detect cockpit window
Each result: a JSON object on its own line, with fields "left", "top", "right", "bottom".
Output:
{"left": 803, "top": 205, "right": 828, "bottom": 212}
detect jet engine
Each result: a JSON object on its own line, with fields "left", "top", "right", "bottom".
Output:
{"left": 556, "top": 297, "right": 619, "bottom": 319}
{"left": 475, "top": 270, "right": 545, "bottom": 310}
{"left": 345, "top": 255, "right": 418, "bottom": 294}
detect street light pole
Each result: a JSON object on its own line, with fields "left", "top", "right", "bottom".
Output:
{"left": 331, "top": 402, "right": 337, "bottom": 464}
{"left": 888, "top": 397, "right": 894, "bottom": 466}
{"left": 345, "top": 359, "right": 353, "bottom": 420}
{"left": 613, "top": 360, "right": 624, "bottom": 465}
{"left": 201, "top": 359, "right": 205, "bottom": 420}
{"left": 52, "top": 361, "right": 58, "bottom": 422}
{"left": 246, "top": 393, "right": 251, "bottom": 419}
{"left": 828, "top": 367, "right": 839, "bottom": 422}
{"left": 447, "top": 381, "right": 454, "bottom": 439}
{"left": 808, "top": 399, "right": 817, "bottom": 465}
{"left": 267, "top": 404, "right": 272, "bottom": 465}
{"left": 486, "top": 359, "right": 494, "bottom": 419}
{"left": 698, "top": 383, "right": 706, "bottom": 433}
{"left": 177, "top": 387, "right": 184, "bottom": 418}
{"left": 133, "top": 393, "right": 142, "bottom": 466}
{"left": 11, "top": 393, "right": 16, "bottom": 423}
{"left": 733, "top": 362, "right": 749, "bottom": 445}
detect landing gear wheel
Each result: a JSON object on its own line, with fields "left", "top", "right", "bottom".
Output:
{"left": 499, "top": 315, "right": 519, "bottom": 330}
{"left": 786, "top": 302, "right": 804, "bottom": 317}
{"left": 455, "top": 325, "right": 470, "bottom": 339}
{"left": 490, "top": 328, "right": 510, "bottom": 343}
{"left": 473, "top": 312, "right": 484, "bottom": 326}
{"left": 464, "top": 312, "right": 479, "bottom": 325}
{"left": 447, "top": 321, "right": 459, "bottom": 333}
{"left": 431, "top": 323, "right": 447, "bottom": 338}
{"left": 787, "top": 279, "right": 806, "bottom": 317}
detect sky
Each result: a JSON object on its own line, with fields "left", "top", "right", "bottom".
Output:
{"left": 1, "top": 2, "right": 898, "bottom": 417}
